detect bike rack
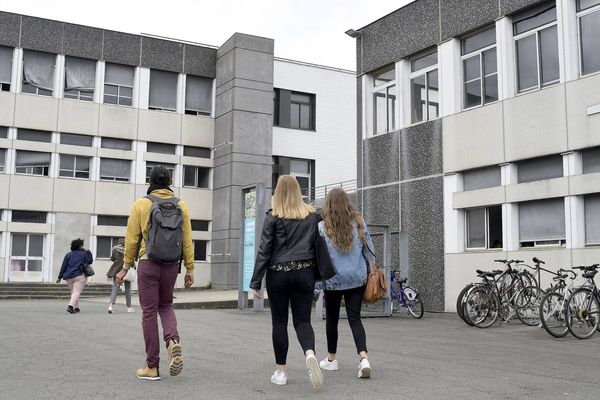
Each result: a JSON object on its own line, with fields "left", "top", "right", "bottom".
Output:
{"left": 316, "top": 224, "right": 393, "bottom": 319}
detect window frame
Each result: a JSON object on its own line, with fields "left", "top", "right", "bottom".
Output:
{"left": 21, "top": 50, "right": 55, "bottom": 97}
{"left": 14, "top": 150, "right": 51, "bottom": 176}
{"left": 58, "top": 154, "right": 91, "bottom": 180}
{"left": 371, "top": 66, "right": 397, "bottom": 135}
{"left": 409, "top": 51, "right": 439, "bottom": 124}
{"left": 289, "top": 91, "right": 316, "bottom": 130}
{"left": 96, "top": 236, "right": 122, "bottom": 259}
{"left": 99, "top": 158, "right": 131, "bottom": 182}
{"left": 10, "top": 233, "right": 45, "bottom": 274}
{"left": 465, "top": 206, "right": 503, "bottom": 250}
{"left": 461, "top": 27, "right": 498, "bottom": 110}
{"left": 193, "top": 240, "right": 208, "bottom": 261}
{"left": 0, "top": 148, "right": 5, "bottom": 173}
{"left": 183, "top": 165, "right": 210, "bottom": 189}
{"left": 576, "top": 1, "right": 600, "bottom": 77}
{"left": 103, "top": 63, "right": 134, "bottom": 107}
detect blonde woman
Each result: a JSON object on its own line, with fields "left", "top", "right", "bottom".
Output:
{"left": 317, "top": 188, "right": 374, "bottom": 379}
{"left": 250, "top": 175, "right": 324, "bottom": 389}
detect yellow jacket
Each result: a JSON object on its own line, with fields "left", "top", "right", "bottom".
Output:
{"left": 123, "top": 188, "right": 194, "bottom": 274}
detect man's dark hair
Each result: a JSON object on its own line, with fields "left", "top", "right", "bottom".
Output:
{"left": 149, "top": 165, "right": 172, "bottom": 187}
{"left": 71, "top": 238, "right": 84, "bottom": 251}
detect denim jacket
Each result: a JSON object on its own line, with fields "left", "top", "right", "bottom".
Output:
{"left": 316, "top": 221, "right": 375, "bottom": 291}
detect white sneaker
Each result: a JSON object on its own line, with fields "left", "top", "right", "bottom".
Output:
{"left": 270, "top": 371, "right": 287, "bottom": 385}
{"left": 127, "top": 307, "right": 134, "bottom": 313}
{"left": 107, "top": 304, "right": 113, "bottom": 314}
{"left": 319, "top": 357, "right": 339, "bottom": 371}
{"left": 358, "top": 358, "right": 371, "bottom": 379}
{"left": 306, "top": 354, "right": 324, "bottom": 388}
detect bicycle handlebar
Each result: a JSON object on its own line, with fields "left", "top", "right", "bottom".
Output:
{"left": 557, "top": 268, "right": 577, "bottom": 279}
{"left": 573, "top": 264, "right": 599, "bottom": 270}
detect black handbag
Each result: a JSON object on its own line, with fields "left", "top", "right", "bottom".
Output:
{"left": 82, "top": 261, "right": 95, "bottom": 277}
{"left": 314, "top": 214, "right": 337, "bottom": 282}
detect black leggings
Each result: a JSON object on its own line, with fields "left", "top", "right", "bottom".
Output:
{"left": 324, "top": 285, "right": 367, "bottom": 355}
{"left": 266, "top": 268, "right": 316, "bottom": 365}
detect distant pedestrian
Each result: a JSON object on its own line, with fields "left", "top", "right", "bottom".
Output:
{"left": 317, "top": 188, "right": 374, "bottom": 379}
{"left": 115, "top": 165, "right": 194, "bottom": 381}
{"left": 106, "top": 237, "right": 134, "bottom": 314}
{"left": 250, "top": 175, "right": 324, "bottom": 389}
{"left": 57, "top": 238, "right": 93, "bottom": 314}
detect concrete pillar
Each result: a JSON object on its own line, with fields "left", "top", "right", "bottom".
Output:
{"left": 211, "top": 33, "right": 274, "bottom": 289}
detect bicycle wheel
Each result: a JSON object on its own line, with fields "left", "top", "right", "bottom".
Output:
{"left": 456, "top": 283, "right": 474, "bottom": 323}
{"left": 515, "top": 286, "right": 545, "bottom": 326}
{"left": 566, "top": 288, "right": 600, "bottom": 339}
{"left": 463, "top": 286, "right": 499, "bottom": 328}
{"left": 539, "top": 292, "right": 569, "bottom": 338}
{"left": 405, "top": 288, "right": 424, "bottom": 319}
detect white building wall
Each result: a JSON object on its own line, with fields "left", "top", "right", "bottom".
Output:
{"left": 273, "top": 59, "right": 356, "bottom": 187}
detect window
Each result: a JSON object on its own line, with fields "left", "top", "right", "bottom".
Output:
{"left": 582, "top": 147, "right": 600, "bottom": 173}
{"left": 410, "top": 51, "right": 439, "bottom": 124}
{"left": 461, "top": 26, "right": 498, "bottom": 109}
{"left": 97, "top": 236, "right": 122, "bottom": 258}
{"left": 60, "top": 133, "right": 93, "bottom": 147}
{"left": 585, "top": 193, "right": 600, "bottom": 245}
{"left": 64, "top": 56, "right": 95, "bottom": 101}
{"left": 513, "top": 2, "right": 559, "bottom": 93}
{"left": 372, "top": 67, "right": 396, "bottom": 134}
{"left": 519, "top": 198, "right": 565, "bottom": 247}
{"left": 273, "top": 88, "right": 316, "bottom": 130}
{"left": 517, "top": 154, "right": 563, "bottom": 183}
{"left": 17, "top": 129, "right": 51, "bottom": 143}
{"left": 145, "top": 162, "right": 175, "bottom": 184}
{"left": 10, "top": 233, "right": 44, "bottom": 274}
{"left": 147, "top": 142, "right": 176, "bottom": 155}
{"left": 104, "top": 63, "right": 134, "bottom": 106}
{"left": 12, "top": 211, "right": 47, "bottom": 223}
{"left": 0, "top": 126, "right": 7, "bottom": 139}
{"left": 194, "top": 240, "right": 207, "bottom": 261}
{"left": 15, "top": 151, "right": 50, "bottom": 176}
{"left": 191, "top": 220, "right": 210, "bottom": 231}
{"left": 183, "top": 166, "right": 210, "bottom": 188}
{"left": 183, "top": 146, "right": 211, "bottom": 158}
{"left": 22, "top": 50, "right": 54, "bottom": 96}
{"left": 149, "top": 69, "right": 177, "bottom": 112}
{"left": 59, "top": 154, "right": 90, "bottom": 179}
{"left": 0, "top": 46, "right": 12, "bottom": 91}
{"left": 273, "top": 89, "right": 280, "bottom": 126}
{"left": 100, "top": 158, "right": 130, "bottom": 182}
{"left": 101, "top": 137, "right": 132, "bottom": 150}
{"left": 185, "top": 75, "right": 212, "bottom": 115}
{"left": 0, "top": 149, "right": 5, "bottom": 173}
{"left": 97, "top": 215, "right": 128, "bottom": 227}
{"left": 578, "top": 0, "right": 600, "bottom": 76}
{"left": 466, "top": 206, "right": 503, "bottom": 249}
{"left": 463, "top": 166, "right": 501, "bottom": 191}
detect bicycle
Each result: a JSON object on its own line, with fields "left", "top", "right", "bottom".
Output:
{"left": 565, "top": 264, "right": 600, "bottom": 339}
{"left": 389, "top": 269, "right": 424, "bottom": 319}
{"left": 513, "top": 257, "right": 560, "bottom": 326}
{"left": 538, "top": 268, "right": 578, "bottom": 338}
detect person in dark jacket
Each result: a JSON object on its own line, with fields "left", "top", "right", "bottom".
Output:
{"left": 57, "top": 238, "right": 93, "bottom": 314}
{"left": 250, "top": 175, "right": 324, "bottom": 389}
{"left": 106, "top": 237, "right": 133, "bottom": 314}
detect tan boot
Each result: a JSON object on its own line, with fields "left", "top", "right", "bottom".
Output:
{"left": 136, "top": 364, "right": 160, "bottom": 381}
{"left": 167, "top": 339, "right": 183, "bottom": 376}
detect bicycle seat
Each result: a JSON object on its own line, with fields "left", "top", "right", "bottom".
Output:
{"left": 398, "top": 277, "right": 408, "bottom": 285}
{"left": 553, "top": 274, "right": 567, "bottom": 281}
{"left": 532, "top": 257, "right": 545, "bottom": 265}
{"left": 476, "top": 270, "right": 502, "bottom": 278}
{"left": 582, "top": 270, "right": 598, "bottom": 279}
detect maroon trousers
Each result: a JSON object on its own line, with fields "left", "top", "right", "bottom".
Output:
{"left": 137, "top": 260, "right": 180, "bottom": 368}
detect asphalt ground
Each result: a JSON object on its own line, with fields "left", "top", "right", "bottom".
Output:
{"left": 0, "top": 300, "right": 598, "bottom": 400}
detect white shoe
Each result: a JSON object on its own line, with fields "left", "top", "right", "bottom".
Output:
{"left": 108, "top": 304, "right": 113, "bottom": 314}
{"left": 127, "top": 307, "right": 134, "bottom": 313}
{"left": 270, "top": 371, "right": 287, "bottom": 385}
{"left": 319, "top": 357, "right": 339, "bottom": 371}
{"left": 358, "top": 358, "right": 371, "bottom": 379}
{"left": 306, "top": 354, "right": 324, "bottom": 388}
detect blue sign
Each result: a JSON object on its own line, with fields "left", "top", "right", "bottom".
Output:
{"left": 242, "top": 190, "right": 256, "bottom": 292}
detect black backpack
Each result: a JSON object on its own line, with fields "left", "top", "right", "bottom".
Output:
{"left": 141, "top": 194, "right": 184, "bottom": 264}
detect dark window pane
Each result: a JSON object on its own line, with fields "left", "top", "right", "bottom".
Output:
{"left": 462, "top": 26, "right": 496, "bottom": 54}
{"left": 578, "top": 0, "right": 600, "bottom": 11}
{"left": 101, "top": 137, "right": 131, "bottom": 150}
{"left": 291, "top": 92, "right": 311, "bottom": 103}
{"left": 120, "top": 86, "right": 133, "bottom": 97}
{"left": 17, "top": 129, "right": 51, "bottom": 143}
{"left": 97, "top": 237, "right": 113, "bottom": 258}
{"left": 11, "top": 234, "right": 27, "bottom": 256}
{"left": 75, "top": 157, "right": 90, "bottom": 173}
{"left": 411, "top": 75, "right": 426, "bottom": 123}
{"left": 483, "top": 48, "right": 497, "bottom": 75}
{"left": 191, "top": 220, "right": 209, "bottom": 231}
{"left": 290, "top": 103, "right": 300, "bottom": 128}
{"left": 103, "top": 94, "right": 118, "bottom": 105}
{"left": 582, "top": 147, "right": 600, "bottom": 173}
{"left": 194, "top": 240, "right": 207, "bottom": 261}
{"left": 513, "top": 4, "right": 557, "bottom": 35}
{"left": 488, "top": 206, "right": 503, "bottom": 249}
{"left": 463, "top": 56, "right": 481, "bottom": 82}
{"left": 198, "top": 167, "right": 210, "bottom": 188}
{"left": 119, "top": 97, "right": 132, "bottom": 106}
{"left": 97, "top": 215, "right": 128, "bottom": 226}
{"left": 12, "top": 211, "right": 47, "bottom": 223}
{"left": 466, "top": 208, "right": 486, "bottom": 248}
{"left": 104, "top": 85, "right": 118, "bottom": 95}
{"left": 387, "top": 85, "right": 396, "bottom": 132}
{"left": 373, "top": 67, "right": 395, "bottom": 86}
{"left": 517, "top": 154, "right": 563, "bottom": 183}
{"left": 0, "top": 126, "right": 7, "bottom": 139}
{"left": 539, "top": 25, "right": 559, "bottom": 86}
{"left": 373, "top": 90, "right": 387, "bottom": 134}
{"left": 427, "top": 70, "right": 439, "bottom": 120}
{"left": 484, "top": 74, "right": 499, "bottom": 104}
{"left": 516, "top": 35, "right": 538, "bottom": 92}
{"left": 411, "top": 51, "right": 437, "bottom": 72}
{"left": 60, "top": 133, "right": 93, "bottom": 146}
{"left": 147, "top": 142, "right": 176, "bottom": 155}
{"left": 60, "top": 154, "right": 75, "bottom": 170}
{"left": 183, "top": 166, "right": 196, "bottom": 187}
{"left": 464, "top": 80, "right": 482, "bottom": 108}
{"left": 300, "top": 104, "right": 310, "bottom": 129}
{"left": 183, "top": 146, "right": 211, "bottom": 158}
{"left": 28, "top": 260, "right": 42, "bottom": 271}
{"left": 463, "top": 166, "right": 501, "bottom": 191}
{"left": 29, "top": 235, "right": 43, "bottom": 257}
{"left": 580, "top": 10, "right": 600, "bottom": 75}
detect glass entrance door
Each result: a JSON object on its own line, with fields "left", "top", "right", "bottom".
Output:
{"left": 9, "top": 233, "right": 44, "bottom": 282}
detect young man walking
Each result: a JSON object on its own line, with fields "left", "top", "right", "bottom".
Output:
{"left": 116, "top": 165, "right": 194, "bottom": 381}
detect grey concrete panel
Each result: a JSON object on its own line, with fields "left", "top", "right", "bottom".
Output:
{"left": 52, "top": 213, "right": 90, "bottom": 278}
{"left": 566, "top": 73, "right": 600, "bottom": 151}
{"left": 234, "top": 48, "right": 274, "bottom": 84}
{"left": 184, "top": 44, "right": 217, "bottom": 78}
{"left": 0, "top": 12, "right": 21, "bottom": 47}
{"left": 231, "top": 163, "right": 272, "bottom": 188}
{"left": 218, "top": 33, "right": 274, "bottom": 59}
{"left": 216, "top": 50, "right": 235, "bottom": 89}
{"left": 441, "top": 0, "right": 500, "bottom": 40}
{"left": 400, "top": 120, "right": 443, "bottom": 180}
{"left": 20, "top": 16, "right": 63, "bottom": 54}
{"left": 102, "top": 30, "right": 141, "bottom": 66}
{"left": 210, "top": 262, "right": 238, "bottom": 289}
{"left": 357, "top": 80, "right": 364, "bottom": 189}
{"left": 362, "top": 131, "right": 400, "bottom": 187}
{"left": 401, "top": 176, "right": 445, "bottom": 312}
{"left": 211, "top": 187, "right": 232, "bottom": 231}
{"left": 359, "top": 0, "right": 440, "bottom": 74}
{"left": 62, "top": 24, "right": 103, "bottom": 60}
{"left": 141, "top": 36, "right": 184, "bottom": 73}
{"left": 361, "top": 184, "right": 400, "bottom": 233}
{"left": 215, "top": 90, "right": 234, "bottom": 119}
{"left": 501, "top": 0, "right": 547, "bottom": 15}
{"left": 232, "top": 111, "right": 273, "bottom": 156}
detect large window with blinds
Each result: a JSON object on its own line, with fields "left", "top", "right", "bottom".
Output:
{"left": 64, "top": 56, "right": 95, "bottom": 101}
{"left": 463, "top": 166, "right": 501, "bottom": 191}
{"left": 104, "top": 63, "right": 134, "bottom": 106}
{"left": 585, "top": 193, "right": 600, "bottom": 245}
{"left": 15, "top": 150, "right": 51, "bottom": 176}
{"left": 22, "top": 50, "right": 55, "bottom": 96}
{"left": 519, "top": 198, "right": 565, "bottom": 247}
{"left": 185, "top": 75, "right": 212, "bottom": 116}
{"left": 0, "top": 46, "right": 12, "bottom": 91}
{"left": 149, "top": 69, "right": 177, "bottom": 112}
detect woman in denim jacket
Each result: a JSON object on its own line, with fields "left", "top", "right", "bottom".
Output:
{"left": 317, "top": 188, "right": 375, "bottom": 379}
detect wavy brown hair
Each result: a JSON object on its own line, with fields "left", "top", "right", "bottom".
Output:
{"left": 322, "top": 188, "right": 366, "bottom": 253}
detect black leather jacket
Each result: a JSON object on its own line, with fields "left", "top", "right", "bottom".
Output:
{"left": 249, "top": 211, "right": 317, "bottom": 290}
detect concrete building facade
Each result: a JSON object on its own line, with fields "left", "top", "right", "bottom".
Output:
{"left": 0, "top": 12, "right": 356, "bottom": 289}
{"left": 354, "top": 0, "right": 600, "bottom": 311}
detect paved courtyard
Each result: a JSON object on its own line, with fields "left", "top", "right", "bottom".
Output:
{"left": 0, "top": 300, "right": 598, "bottom": 400}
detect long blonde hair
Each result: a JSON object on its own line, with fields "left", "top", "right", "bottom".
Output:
{"left": 322, "top": 188, "right": 366, "bottom": 253}
{"left": 272, "top": 175, "right": 315, "bottom": 220}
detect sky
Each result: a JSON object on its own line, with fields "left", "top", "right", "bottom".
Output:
{"left": 0, "top": 0, "right": 414, "bottom": 71}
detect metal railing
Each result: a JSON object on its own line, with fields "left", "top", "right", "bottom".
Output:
{"left": 300, "top": 179, "right": 358, "bottom": 203}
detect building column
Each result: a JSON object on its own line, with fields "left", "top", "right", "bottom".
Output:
{"left": 564, "top": 151, "right": 585, "bottom": 248}
{"left": 211, "top": 34, "right": 274, "bottom": 289}
{"left": 443, "top": 173, "right": 464, "bottom": 253}
{"left": 501, "top": 163, "right": 519, "bottom": 251}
